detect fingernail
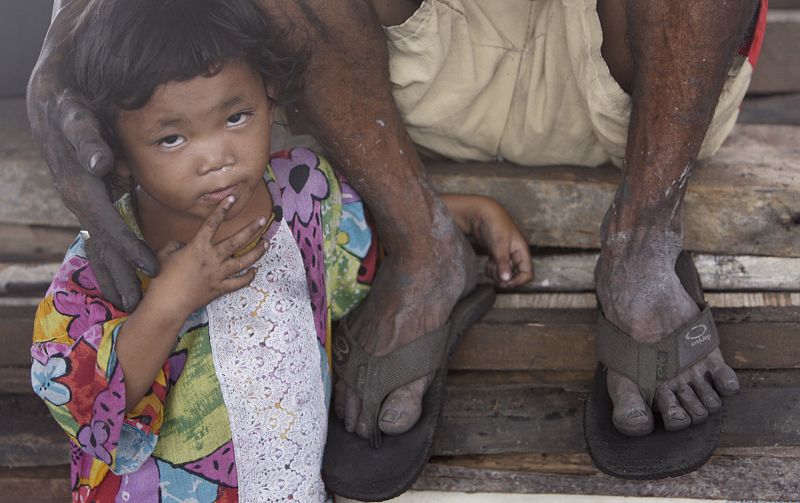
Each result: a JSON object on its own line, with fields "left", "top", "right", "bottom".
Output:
{"left": 227, "top": 195, "right": 235, "bottom": 204}
{"left": 357, "top": 423, "right": 368, "bottom": 437}
{"left": 263, "top": 241, "right": 269, "bottom": 250}
{"left": 693, "top": 406, "right": 707, "bottom": 416}
{"left": 258, "top": 217, "right": 267, "bottom": 226}
{"left": 89, "top": 152, "right": 101, "bottom": 171}
{"left": 500, "top": 272, "right": 511, "bottom": 281}
{"left": 707, "top": 397, "right": 719, "bottom": 408}
{"left": 381, "top": 409, "right": 400, "bottom": 424}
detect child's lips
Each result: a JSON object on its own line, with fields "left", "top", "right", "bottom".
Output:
{"left": 202, "top": 184, "right": 238, "bottom": 203}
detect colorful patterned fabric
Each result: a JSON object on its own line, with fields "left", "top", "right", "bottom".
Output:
{"left": 31, "top": 148, "right": 375, "bottom": 502}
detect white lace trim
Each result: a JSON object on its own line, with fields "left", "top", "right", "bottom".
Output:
{"left": 207, "top": 220, "right": 327, "bottom": 502}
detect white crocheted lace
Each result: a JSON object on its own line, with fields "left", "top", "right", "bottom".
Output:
{"left": 207, "top": 220, "right": 327, "bottom": 502}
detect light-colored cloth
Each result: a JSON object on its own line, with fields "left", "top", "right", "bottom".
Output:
{"left": 31, "top": 148, "right": 377, "bottom": 502}
{"left": 384, "top": 0, "right": 757, "bottom": 167}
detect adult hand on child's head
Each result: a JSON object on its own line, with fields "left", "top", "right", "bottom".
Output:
{"left": 27, "top": 6, "right": 158, "bottom": 312}
{"left": 149, "top": 197, "right": 269, "bottom": 317}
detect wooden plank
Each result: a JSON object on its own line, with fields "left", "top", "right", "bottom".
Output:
{"left": 0, "top": 99, "right": 78, "bottom": 228}
{"left": 432, "top": 370, "right": 800, "bottom": 457}
{"left": 0, "top": 224, "right": 77, "bottom": 262}
{"left": 5, "top": 300, "right": 800, "bottom": 369}
{"left": 490, "top": 292, "right": 800, "bottom": 310}
{"left": 417, "top": 450, "right": 800, "bottom": 499}
{"left": 6, "top": 251, "right": 799, "bottom": 302}
{"left": 0, "top": 466, "right": 70, "bottom": 503}
{"left": 479, "top": 253, "right": 800, "bottom": 292}
{"left": 0, "top": 394, "right": 69, "bottom": 468}
{"left": 0, "top": 368, "right": 31, "bottom": 394}
{"left": 749, "top": 11, "right": 800, "bottom": 94}
{"left": 450, "top": 306, "right": 800, "bottom": 371}
{"left": 0, "top": 262, "right": 59, "bottom": 295}
{"left": 0, "top": 303, "right": 37, "bottom": 368}
{"left": 740, "top": 93, "right": 800, "bottom": 125}
{"left": 428, "top": 124, "right": 800, "bottom": 258}
{"left": 5, "top": 371, "right": 799, "bottom": 471}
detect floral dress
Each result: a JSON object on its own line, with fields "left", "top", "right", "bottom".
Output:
{"left": 31, "top": 148, "right": 378, "bottom": 502}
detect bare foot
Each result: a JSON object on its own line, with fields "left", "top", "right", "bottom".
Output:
{"left": 333, "top": 201, "right": 478, "bottom": 438}
{"left": 595, "top": 227, "right": 740, "bottom": 435}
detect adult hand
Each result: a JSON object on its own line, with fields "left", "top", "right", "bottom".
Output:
{"left": 27, "top": 2, "right": 157, "bottom": 311}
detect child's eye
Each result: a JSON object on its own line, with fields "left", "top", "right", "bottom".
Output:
{"left": 158, "top": 135, "right": 185, "bottom": 149}
{"left": 227, "top": 111, "right": 252, "bottom": 127}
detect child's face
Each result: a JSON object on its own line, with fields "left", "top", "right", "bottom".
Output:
{"left": 115, "top": 59, "right": 272, "bottom": 228}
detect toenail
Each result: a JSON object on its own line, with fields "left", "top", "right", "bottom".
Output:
{"left": 627, "top": 409, "right": 647, "bottom": 419}
{"left": 670, "top": 409, "right": 687, "bottom": 420}
{"left": 381, "top": 409, "right": 400, "bottom": 423}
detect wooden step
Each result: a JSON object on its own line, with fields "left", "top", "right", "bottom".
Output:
{"left": 6, "top": 252, "right": 800, "bottom": 296}
{"left": 4, "top": 299, "right": 799, "bottom": 369}
{"left": 0, "top": 466, "right": 69, "bottom": 503}
{"left": 416, "top": 448, "right": 800, "bottom": 500}
{"left": 434, "top": 370, "right": 800, "bottom": 456}
{"left": 428, "top": 124, "right": 800, "bottom": 257}
{"left": 3, "top": 95, "right": 800, "bottom": 258}
{"left": 4, "top": 370, "right": 798, "bottom": 470}
{"left": 749, "top": 10, "right": 800, "bottom": 94}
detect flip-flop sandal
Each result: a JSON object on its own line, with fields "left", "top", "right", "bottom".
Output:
{"left": 322, "top": 284, "right": 496, "bottom": 501}
{"left": 584, "top": 251, "right": 724, "bottom": 479}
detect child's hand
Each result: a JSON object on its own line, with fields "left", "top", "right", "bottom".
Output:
{"left": 148, "top": 196, "right": 269, "bottom": 316}
{"left": 474, "top": 199, "right": 533, "bottom": 288}
{"left": 442, "top": 194, "right": 533, "bottom": 288}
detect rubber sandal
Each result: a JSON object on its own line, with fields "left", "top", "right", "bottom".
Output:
{"left": 584, "top": 251, "right": 724, "bottom": 479}
{"left": 322, "top": 284, "right": 496, "bottom": 501}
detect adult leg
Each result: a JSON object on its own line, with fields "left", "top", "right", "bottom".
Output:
{"left": 594, "top": 0, "right": 757, "bottom": 434}
{"left": 261, "top": 0, "right": 476, "bottom": 436}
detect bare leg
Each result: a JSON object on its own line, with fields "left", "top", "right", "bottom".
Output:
{"left": 595, "top": 0, "right": 757, "bottom": 434}
{"left": 261, "top": 0, "right": 476, "bottom": 437}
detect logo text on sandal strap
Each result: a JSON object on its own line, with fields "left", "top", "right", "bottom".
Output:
{"left": 685, "top": 324, "right": 711, "bottom": 347}
{"left": 656, "top": 351, "right": 668, "bottom": 380}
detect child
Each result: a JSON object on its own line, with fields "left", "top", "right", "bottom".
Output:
{"left": 30, "top": 0, "right": 532, "bottom": 501}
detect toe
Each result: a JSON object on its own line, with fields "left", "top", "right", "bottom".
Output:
{"left": 691, "top": 374, "right": 721, "bottom": 414}
{"left": 709, "top": 361, "right": 740, "bottom": 397}
{"left": 378, "top": 378, "right": 426, "bottom": 435}
{"left": 344, "top": 387, "right": 361, "bottom": 433}
{"left": 675, "top": 382, "right": 708, "bottom": 424}
{"left": 655, "top": 386, "right": 691, "bottom": 431}
{"left": 607, "top": 370, "right": 654, "bottom": 436}
{"left": 333, "top": 378, "right": 347, "bottom": 420}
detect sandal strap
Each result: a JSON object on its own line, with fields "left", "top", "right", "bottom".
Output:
{"left": 596, "top": 307, "right": 720, "bottom": 406}
{"left": 332, "top": 318, "right": 451, "bottom": 448}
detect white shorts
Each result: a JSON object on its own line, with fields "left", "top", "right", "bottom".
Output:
{"left": 384, "top": 0, "right": 754, "bottom": 167}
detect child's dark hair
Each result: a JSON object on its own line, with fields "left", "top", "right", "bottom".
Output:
{"left": 64, "top": 0, "right": 306, "bottom": 152}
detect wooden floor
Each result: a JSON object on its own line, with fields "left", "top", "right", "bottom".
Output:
{"left": 2, "top": 8, "right": 800, "bottom": 501}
